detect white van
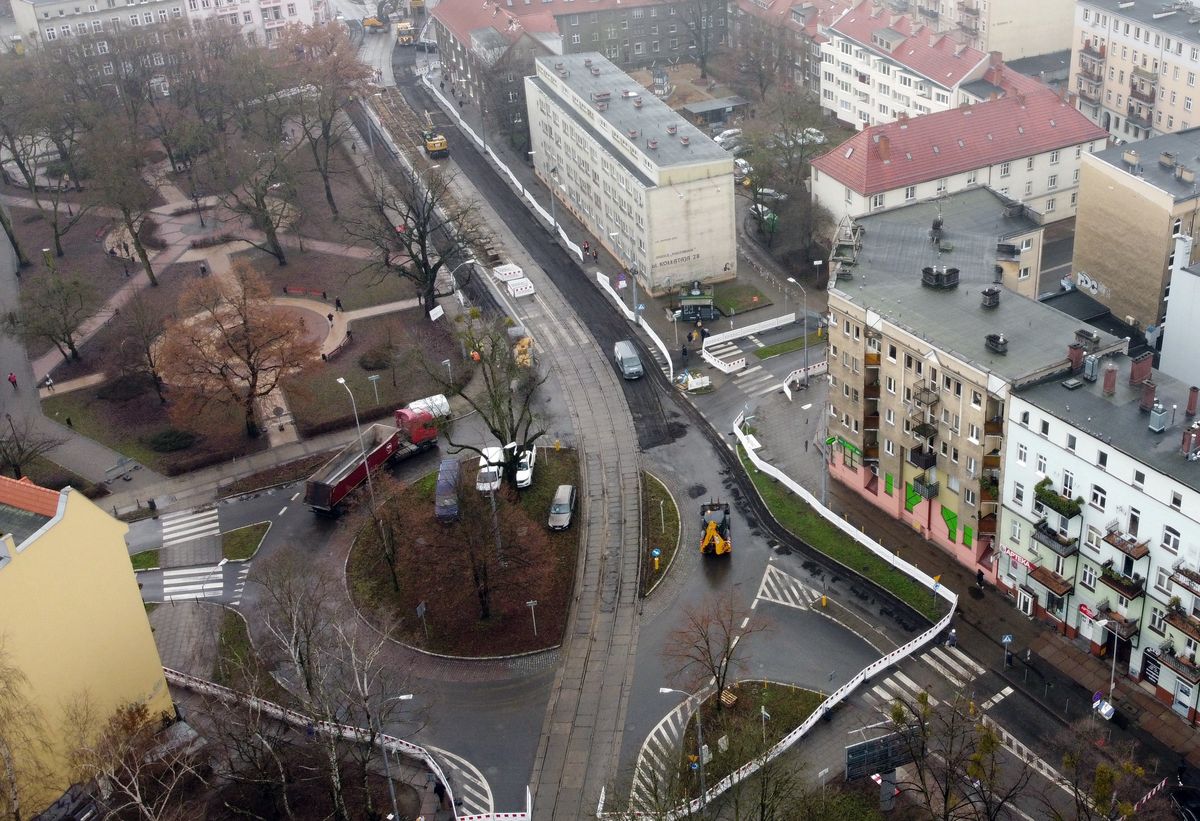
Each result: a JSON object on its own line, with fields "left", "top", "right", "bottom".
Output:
{"left": 613, "top": 340, "right": 644, "bottom": 380}
{"left": 406, "top": 394, "right": 451, "bottom": 419}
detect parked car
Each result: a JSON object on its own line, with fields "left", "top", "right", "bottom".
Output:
{"left": 515, "top": 447, "right": 537, "bottom": 489}
{"left": 748, "top": 203, "right": 776, "bottom": 223}
{"left": 548, "top": 484, "right": 577, "bottom": 530}
{"left": 714, "top": 128, "right": 742, "bottom": 146}
{"left": 476, "top": 446, "right": 503, "bottom": 492}
{"left": 435, "top": 459, "right": 461, "bottom": 522}
{"left": 613, "top": 339, "right": 644, "bottom": 379}
{"left": 734, "top": 158, "right": 752, "bottom": 181}
{"left": 801, "top": 127, "right": 827, "bottom": 145}
{"left": 755, "top": 188, "right": 789, "bottom": 204}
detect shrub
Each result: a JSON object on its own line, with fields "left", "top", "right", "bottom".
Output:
{"left": 357, "top": 345, "right": 393, "bottom": 371}
{"left": 145, "top": 428, "right": 198, "bottom": 452}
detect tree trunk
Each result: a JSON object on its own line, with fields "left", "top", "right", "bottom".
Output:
{"left": 123, "top": 209, "right": 158, "bottom": 286}
{"left": 65, "top": 335, "right": 80, "bottom": 361}
{"left": 264, "top": 222, "right": 288, "bottom": 266}
{"left": 244, "top": 401, "right": 260, "bottom": 438}
{"left": 52, "top": 222, "right": 65, "bottom": 258}
{"left": 322, "top": 173, "right": 338, "bottom": 218}
{"left": 0, "top": 207, "right": 30, "bottom": 267}
{"left": 310, "top": 139, "right": 338, "bottom": 217}
{"left": 472, "top": 560, "right": 490, "bottom": 620}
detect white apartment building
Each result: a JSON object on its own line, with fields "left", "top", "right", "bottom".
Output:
{"left": 12, "top": 0, "right": 320, "bottom": 51}
{"left": 1001, "top": 352, "right": 1200, "bottom": 721}
{"left": 1071, "top": 0, "right": 1200, "bottom": 142}
{"left": 810, "top": 89, "right": 1108, "bottom": 226}
{"left": 819, "top": 0, "right": 996, "bottom": 128}
{"left": 525, "top": 52, "right": 737, "bottom": 293}
{"left": 1160, "top": 236, "right": 1200, "bottom": 388}
{"left": 908, "top": 0, "right": 1075, "bottom": 61}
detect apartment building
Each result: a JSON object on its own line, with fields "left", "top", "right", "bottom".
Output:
{"left": 525, "top": 52, "right": 736, "bottom": 293}
{"left": 1159, "top": 235, "right": 1200, "bottom": 387}
{"left": 810, "top": 89, "right": 1108, "bottom": 225}
{"left": 819, "top": 0, "right": 997, "bottom": 128}
{"left": 1001, "top": 355, "right": 1200, "bottom": 720}
{"left": 824, "top": 187, "right": 1125, "bottom": 579}
{"left": 1070, "top": 0, "right": 1200, "bottom": 142}
{"left": 733, "top": 0, "right": 852, "bottom": 91}
{"left": 1072, "top": 128, "right": 1200, "bottom": 330}
{"left": 12, "top": 0, "right": 319, "bottom": 50}
{"left": 0, "top": 476, "right": 173, "bottom": 814}
{"left": 913, "top": 0, "right": 1074, "bottom": 61}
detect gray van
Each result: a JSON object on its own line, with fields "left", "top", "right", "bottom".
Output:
{"left": 435, "top": 458, "right": 460, "bottom": 522}
{"left": 613, "top": 340, "right": 644, "bottom": 379}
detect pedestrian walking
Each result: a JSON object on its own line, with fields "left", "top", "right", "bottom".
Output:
{"left": 440, "top": 80, "right": 445, "bottom": 91}
{"left": 976, "top": 569, "right": 985, "bottom": 590}
{"left": 43, "top": 375, "right": 54, "bottom": 393}
{"left": 582, "top": 240, "right": 590, "bottom": 253}
{"left": 7, "top": 372, "right": 16, "bottom": 391}
{"left": 334, "top": 297, "right": 343, "bottom": 312}
{"left": 433, "top": 781, "right": 447, "bottom": 809}
{"left": 327, "top": 313, "right": 334, "bottom": 326}
{"left": 947, "top": 628, "right": 957, "bottom": 647}
{"left": 592, "top": 249, "right": 599, "bottom": 262}
{"left": 351, "top": 142, "right": 357, "bottom": 153}
{"left": 681, "top": 345, "right": 688, "bottom": 360}
{"left": 199, "top": 262, "right": 208, "bottom": 277}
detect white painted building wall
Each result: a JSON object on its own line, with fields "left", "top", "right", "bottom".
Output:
{"left": 1160, "top": 235, "right": 1200, "bottom": 390}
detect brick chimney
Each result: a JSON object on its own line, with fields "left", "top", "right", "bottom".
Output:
{"left": 1181, "top": 422, "right": 1200, "bottom": 455}
{"left": 1140, "top": 381, "right": 1158, "bottom": 412}
{"left": 1188, "top": 386, "right": 1199, "bottom": 417}
{"left": 1129, "top": 351, "right": 1153, "bottom": 385}
{"left": 1067, "top": 343, "right": 1084, "bottom": 373}
{"left": 1103, "top": 363, "right": 1118, "bottom": 396}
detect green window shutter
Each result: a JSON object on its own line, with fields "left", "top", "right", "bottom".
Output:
{"left": 963, "top": 525, "right": 973, "bottom": 547}
{"left": 941, "top": 505, "right": 959, "bottom": 543}
{"left": 905, "top": 483, "right": 921, "bottom": 512}
{"left": 885, "top": 473, "right": 894, "bottom": 495}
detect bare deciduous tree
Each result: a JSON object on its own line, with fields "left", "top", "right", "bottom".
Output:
{"left": 0, "top": 416, "right": 64, "bottom": 481}
{"left": 8, "top": 271, "right": 99, "bottom": 363}
{"left": 116, "top": 293, "right": 168, "bottom": 404}
{"left": 157, "top": 261, "right": 319, "bottom": 437}
{"left": 0, "top": 638, "right": 53, "bottom": 821}
{"left": 663, "top": 592, "right": 769, "bottom": 710}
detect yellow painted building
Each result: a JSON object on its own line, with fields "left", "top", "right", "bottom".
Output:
{"left": 0, "top": 476, "right": 172, "bottom": 814}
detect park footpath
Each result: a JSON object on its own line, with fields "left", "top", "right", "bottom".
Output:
{"left": 424, "top": 69, "right": 1200, "bottom": 784}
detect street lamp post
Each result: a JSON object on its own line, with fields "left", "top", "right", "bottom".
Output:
{"left": 336, "top": 378, "right": 382, "bottom": 530}
{"left": 446, "top": 257, "right": 478, "bottom": 296}
{"left": 368, "top": 691, "right": 414, "bottom": 821}
{"left": 196, "top": 558, "right": 228, "bottom": 602}
{"left": 660, "top": 687, "right": 707, "bottom": 813}
{"left": 787, "top": 276, "right": 809, "bottom": 386}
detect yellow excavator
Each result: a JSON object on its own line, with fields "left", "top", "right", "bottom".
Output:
{"left": 700, "top": 501, "right": 731, "bottom": 556}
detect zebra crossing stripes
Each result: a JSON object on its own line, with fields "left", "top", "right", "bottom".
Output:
{"left": 733, "top": 364, "right": 783, "bottom": 397}
{"left": 160, "top": 508, "right": 220, "bottom": 547}
{"left": 428, "top": 745, "right": 493, "bottom": 818}
{"left": 861, "top": 668, "right": 941, "bottom": 713}
{"left": 980, "top": 686, "right": 1014, "bottom": 710}
{"left": 631, "top": 698, "right": 691, "bottom": 810}
{"left": 160, "top": 564, "right": 228, "bottom": 602}
{"left": 705, "top": 341, "right": 742, "bottom": 359}
{"left": 231, "top": 564, "right": 251, "bottom": 606}
{"left": 920, "top": 644, "right": 987, "bottom": 690}
{"left": 754, "top": 564, "right": 823, "bottom": 611}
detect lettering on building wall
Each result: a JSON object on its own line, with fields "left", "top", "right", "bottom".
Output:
{"left": 1074, "top": 271, "right": 1111, "bottom": 297}
{"left": 656, "top": 251, "right": 702, "bottom": 269}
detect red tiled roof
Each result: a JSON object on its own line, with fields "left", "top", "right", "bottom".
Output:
{"left": 432, "top": 0, "right": 558, "bottom": 50}
{"left": 0, "top": 476, "right": 60, "bottom": 517}
{"left": 735, "top": 0, "right": 853, "bottom": 41}
{"left": 829, "top": 0, "right": 988, "bottom": 88}
{"left": 811, "top": 90, "right": 1110, "bottom": 195}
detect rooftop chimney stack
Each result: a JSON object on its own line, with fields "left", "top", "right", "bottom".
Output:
{"left": 1067, "top": 343, "right": 1084, "bottom": 373}
{"left": 1129, "top": 351, "right": 1154, "bottom": 385}
{"left": 1181, "top": 422, "right": 1200, "bottom": 455}
{"left": 1140, "top": 380, "right": 1158, "bottom": 412}
{"left": 1103, "top": 363, "right": 1118, "bottom": 396}
{"left": 1189, "top": 386, "right": 1199, "bottom": 417}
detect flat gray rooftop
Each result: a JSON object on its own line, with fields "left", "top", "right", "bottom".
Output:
{"left": 1005, "top": 50, "right": 1070, "bottom": 84}
{"left": 1084, "top": 0, "right": 1200, "bottom": 46}
{"left": 0, "top": 504, "right": 50, "bottom": 545}
{"left": 534, "top": 52, "right": 729, "bottom": 169}
{"left": 1019, "top": 360, "right": 1200, "bottom": 492}
{"left": 1092, "top": 127, "right": 1200, "bottom": 202}
{"left": 843, "top": 187, "right": 1119, "bottom": 381}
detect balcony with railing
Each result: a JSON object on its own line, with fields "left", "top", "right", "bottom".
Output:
{"left": 984, "top": 418, "right": 1003, "bottom": 437}
{"left": 865, "top": 352, "right": 881, "bottom": 367}
{"left": 983, "top": 450, "right": 1001, "bottom": 470}
{"left": 1132, "top": 64, "right": 1158, "bottom": 82}
{"left": 1034, "top": 478, "right": 1081, "bottom": 522}
{"left": 1080, "top": 41, "right": 1106, "bottom": 62}
{"left": 1098, "top": 563, "right": 1145, "bottom": 600}
{"left": 1127, "top": 105, "right": 1153, "bottom": 129}
{"left": 914, "top": 383, "right": 939, "bottom": 407}
{"left": 913, "top": 474, "right": 939, "bottom": 499}
{"left": 977, "top": 511, "right": 997, "bottom": 535}
{"left": 912, "top": 421, "right": 937, "bottom": 442}
{"left": 1077, "top": 84, "right": 1103, "bottom": 105}
{"left": 1129, "top": 82, "right": 1156, "bottom": 104}
{"left": 1156, "top": 646, "right": 1200, "bottom": 685}
{"left": 1171, "top": 564, "right": 1200, "bottom": 597}
{"left": 864, "top": 413, "right": 880, "bottom": 430}
{"left": 864, "top": 381, "right": 881, "bottom": 399}
{"left": 958, "top": 18, "right": 977, "bottom": 34}
{"left": 1102, "top": 529, "right": 1150, "bottom": 560}
{"left": 1032, "top": 518, "right": 1079, "bottom": 555}
{"left": 1167, "top": 608, "right": 1200, "bottom": 645}
{"left": 957, "top": 1, "right": 979, "bottom": 15}
{"left": 908, "top": 447, "right": 937, "bottom": 470}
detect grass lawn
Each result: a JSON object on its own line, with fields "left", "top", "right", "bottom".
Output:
{"left": 738, "top": 447, "right": 944, "bottom": 622}
{"left": 21, "top": 456, "right": 106, "bottom": 498}
{"left": 144, "top": 602, "right": 158, "bottom": 616}
{"left": 235, "top": 247, "right": 417, "bottom": 312}
{"left": 713, "top": 282, "right": 771, "bottom": 316}
{"left": 42, "top": 380, "right": 268, "bottom": 476}
{"left": 211, "top": 608, "right": 294, "bottom": 704}
{"left": 754, "top": 331, "right": 825, "bottom": 360}
{"left": 676, "top": 682, "right": 826, "bottom": 797}
{"left": 130, "top": 549, "right": 159, "bottom": 571}
{"left": 222, "top": 522, "right": 270, "bottom": 561}
{"left": 220, "top": 451, "right": 338, "bottom": 496}
{"left": 283, "top": 310, "right": 468, "bottom": 437}
{"left": 347, "top": 447, "right": 580, "bottom": 656}
{"left": 641, "top": 472, "right": 681, "bottom": 597}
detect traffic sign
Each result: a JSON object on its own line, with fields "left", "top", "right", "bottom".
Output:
{"left": 1001, "top": 634, "right": 1013, "bottom": 645}
{"left": 650, "top": 548, "right": 662, "bottom": 558}
{"left": 1093, "top": 690, "right": 1104, "bottom": 707}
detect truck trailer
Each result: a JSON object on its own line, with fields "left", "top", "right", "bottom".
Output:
{"left": 304, "top": 409, "right": 438, "bottom": 514}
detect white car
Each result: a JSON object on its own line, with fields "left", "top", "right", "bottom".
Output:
{"left": 801, "top": 127, "right": 827, "bottom": 145}
{"left": 515, "top": 447, "right": 537, "bottom": 489}
{"left": 714, "top": 128, "right": 743, "bottom": 146}
{"left": 476, "top": 446, "right": 504, "bottom": 493}
{"left": 734, "top": 158, "right": 752, "bottom": 180}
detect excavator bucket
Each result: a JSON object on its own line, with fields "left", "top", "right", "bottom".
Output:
{"left": 699, "top": 501, "right": 731, "bottom": 556}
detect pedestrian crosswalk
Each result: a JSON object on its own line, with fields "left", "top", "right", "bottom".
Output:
{"left": 428, "top": 745, "right": 493, "bottom": 817}
{"left": 733, "top": 364, "right": 783, "bottom": 397}
{"left": 630, "top": 696, "right": 692, "bottom": 811}
{"left": 859, "top": 644, "right": 988, "bottom": 715}
{"left": 754, "top": 564, "right": 823, "bottom": 611}
{"left": 161, "top": 564, "right": 229, "bottom": 602}
{"left": 160, "top": 508, "right": 220, "bottom": 547}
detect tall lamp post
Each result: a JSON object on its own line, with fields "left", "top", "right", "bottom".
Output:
{"left": 787, "top": 276, "right": 809, "bottom": 386}
{"left": 446, "top": 257, "right": 478, "bottom": 297}
{"left": 367, "top": 691, "right": 414, "bottom": 821}
{"left": 660, "top": 687, "right": 707, "bottom": 813}
{"left": 336, "top": 377, "right": 382, "bottom": 529}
